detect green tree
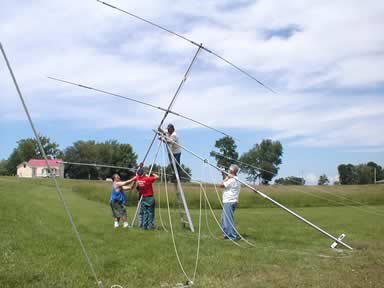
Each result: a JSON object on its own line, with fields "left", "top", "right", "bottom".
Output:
{"left": 0, "top": 160, "right": 10, "bottom": 176}
{"left": 355, "top": 164, "right": 374, "bottom": 184}
{"left": 6, "top": 136, "right": 62, "bottom": 174}
{"left": 97, "top": 140, "right": 137, "bottom": 180}
{"left": 318, "top": 174, "right": 330, "bottom": 185}
{"left": 338, "top": 162, "right": 381, "bottom": 184}
{"left": 367, "top": 161, "right": 383, "bottom": 182}
{"left": 210, "top": 136, "right": 239, "bottom": 169}
{"left": 64, "top": 140, "right": 137, "bottom": 180}
{"left": 338, "top": 164, "right": 358, "bottom": 184}
{"left": 64, "top": 140, "right": 98, "bottom": 179}
{"left": 275, "top": 176, "right": 305, "bottom": 185}
{"left": 240, "top": 139, "right": 283, "bottom": 185}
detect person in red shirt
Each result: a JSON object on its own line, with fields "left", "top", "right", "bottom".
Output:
{"left": 128, "top": 168, "right": 159, "bottom": 229}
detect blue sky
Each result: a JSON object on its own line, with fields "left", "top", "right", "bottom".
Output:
{"left": 1, "top": 0, "right": 383, "bottom": 184}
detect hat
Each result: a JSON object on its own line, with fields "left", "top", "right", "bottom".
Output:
{"left": 137, "top": 168, "right": 144, "bottom": 176}
{"left": 167, "top": 123, "right": 174, "bottom": 130}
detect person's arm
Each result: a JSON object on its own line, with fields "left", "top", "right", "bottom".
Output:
{"left": 164, "top": 133, "right": 176, "bottom": 144}
{"left": 116, "top": 176, "right": 136, "bottom": 187}
{"left": 220, "top": 176, "right": 229, "bottom": 188}
{"left": 220, "top": 175, "right": 234, "bottom": 188}
{"left": 151, "top": 173, "right": 159, "bottom": 180}
{"left": 157, "top": 128, "right": 167, "bottom": 142}
{"left": 121, "top": 185, "right": 132, "bottom": 192}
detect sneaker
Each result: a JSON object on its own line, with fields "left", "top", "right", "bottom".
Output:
{"left": 114, "top": 221, "right": 119, "bottom": 228}
{"left": 123, "top": 222, "right": 129, "bottom": 228}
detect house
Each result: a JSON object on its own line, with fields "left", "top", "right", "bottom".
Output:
{"left": 17, "top": 159, "right": 64, "bottom": 178}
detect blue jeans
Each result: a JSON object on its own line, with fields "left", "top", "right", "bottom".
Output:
{"left": 221, "top": 202, "right": 238, "bottom": 240}
{"left": 168, "top": 153, "right": 181, "bottom": 182}
{"left": 141, "top": 196, "right": 155, "bottom": 229}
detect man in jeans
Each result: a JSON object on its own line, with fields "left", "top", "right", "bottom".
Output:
{"left": 220, "top": 164, "right": 241, "bottom": 240}
{"left": 127, "top": 168, "right": 159, "bottom": 230}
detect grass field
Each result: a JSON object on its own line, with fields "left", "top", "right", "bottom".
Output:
{"left": 1, "top": 176, "right": 384, "bottom": 287}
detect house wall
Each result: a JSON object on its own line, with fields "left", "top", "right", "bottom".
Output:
{"left": 17, "top": 165, "right": 63, "bottom": 178}
{"left": 17, "top": 166, "right": 33, "bottom": 177}
{"left": 36, "top": 167, "right": 60, "bottom": 177}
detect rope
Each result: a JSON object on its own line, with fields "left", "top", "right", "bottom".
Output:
{"left": 161, "top": 144, "right": 196, "bottom": 284}
{"left": 192, "top": 182, "right": 203, "bottom": 282}
{"left": 200, "top": 182, "right": 243, "bottom": 248}
{"left": 157, "top": 145, "right": 169, "bottom": 232}
{"left": 202, "top": 165, "right": 220, "bottom": 241}
{"left": 204, "top": 194, "right": 220, "bottom": 240}
{"left": 0, "top": 43, "right": 103, "bottom": 287}
{"left": 157, "top": 131, "right": 354, "bottom": 250}
{"left": 168, "top": 153, "right": 243, "bottom": 248}
{"left": 206, "top": 165, "right": 257, "bottom": 248}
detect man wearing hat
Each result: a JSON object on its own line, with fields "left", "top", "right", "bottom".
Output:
{"left": 220, "top": 164, "right": 241, "bottom": 240}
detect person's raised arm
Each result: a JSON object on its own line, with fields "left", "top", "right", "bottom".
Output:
{"left": 115, "top": 176, "right": 136, "bottom": 187}
{"left": 220, "top": 174, "right": 234, "bottom": 188}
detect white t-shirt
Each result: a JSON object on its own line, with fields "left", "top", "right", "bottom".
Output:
{"left": 168, "top": 131, "right": 181, "bottom": 154}
{"left": 222, "top": 177, "right": 241, "bottom": 203}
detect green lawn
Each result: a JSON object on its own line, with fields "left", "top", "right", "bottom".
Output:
{"left": 0, "top": 177, "right": 383, "bottom": 287}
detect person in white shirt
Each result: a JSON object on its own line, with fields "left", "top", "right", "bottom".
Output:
{"left": 165, "top": 123, "right": 181, "bottom": 161}
{"left": 220, "top": 164, "right": 241, "bottom": 240}
{"left": 160, "top": 123, "right": 182, "bottom": 182}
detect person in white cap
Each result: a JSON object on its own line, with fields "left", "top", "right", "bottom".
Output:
{"left": 220, "top": 164, "right": 241, "bottom": 240}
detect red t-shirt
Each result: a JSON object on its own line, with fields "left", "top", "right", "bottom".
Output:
{"left": 136, "top": 175, "right": 157, "bottom": 197}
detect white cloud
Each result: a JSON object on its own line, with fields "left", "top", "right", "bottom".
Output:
{"left": 1, "top": 0, "right": 383, "bottom": 150}
{"left": 304, "top": 173, "right": 318, "bottom": 185}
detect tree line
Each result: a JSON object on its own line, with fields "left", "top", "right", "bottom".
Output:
{"left": 0, "top": 135, "right": 382, "bottom": 185}
{"left": 0, "top": 135, "right": 191, "bottom": 181}
{"left": 210, "top": 136, "right": 382, "bottom": 185}
{"left": 338, "top": 162, "right": 383, "bottom": 184}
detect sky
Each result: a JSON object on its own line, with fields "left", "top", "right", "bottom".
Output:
{"left": 1, "top": 0, "right": 383, "bottom": 184}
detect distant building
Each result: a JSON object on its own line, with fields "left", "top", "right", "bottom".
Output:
{"left": 376, "top": 179, "right": 384, "bottom": 184}
{"left": 17, "top": 159, "right": 64, "bottom": 178}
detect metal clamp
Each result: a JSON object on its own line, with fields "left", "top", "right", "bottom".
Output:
{"left": 331, "top": 233, "right": 346, "bottom": 249}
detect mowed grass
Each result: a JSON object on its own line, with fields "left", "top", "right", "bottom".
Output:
{"left": 0, "top": 176, "right": 384, "bottom": 288}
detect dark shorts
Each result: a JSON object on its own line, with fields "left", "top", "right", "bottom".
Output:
{"left": 110, "top": 201, "right": 127, "bottom": 218}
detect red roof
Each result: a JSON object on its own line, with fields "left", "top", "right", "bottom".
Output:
{"left": 28, "top": 159, "right": 63, "bottom": 167}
